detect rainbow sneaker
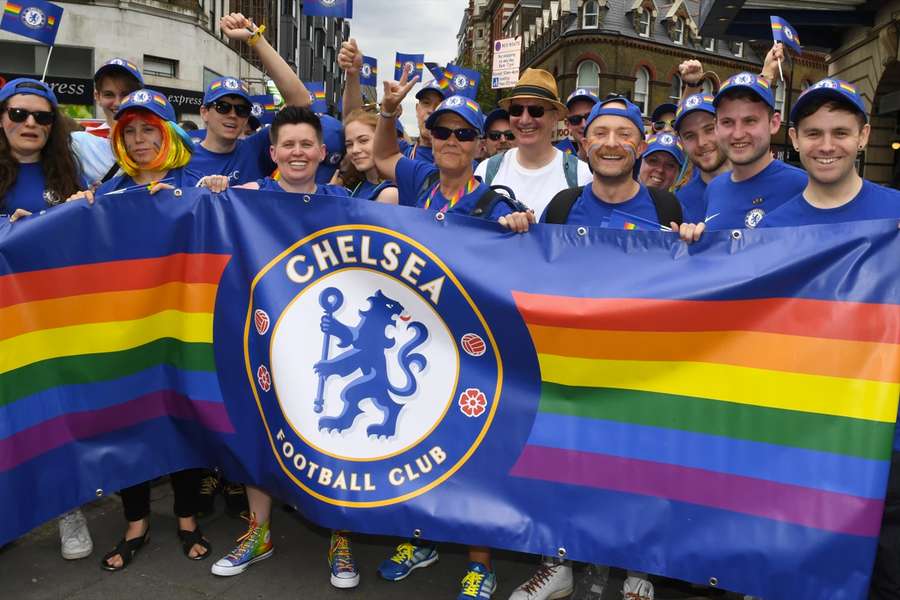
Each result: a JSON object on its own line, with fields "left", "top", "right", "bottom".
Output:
{"left": 328, "top": 531, "right": 360, "bottom": 588}
{"left": 211, "top": 514, "right": 273, "bottom": 576}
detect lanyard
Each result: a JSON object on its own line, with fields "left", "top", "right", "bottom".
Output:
{"left": 424, "top": 177, "right": 478, "bottom": 212}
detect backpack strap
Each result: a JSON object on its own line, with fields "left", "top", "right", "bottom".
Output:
{"left": 544, "top": 186, "right": 584, "bottom": 224}
{"left": 647, "top": 187, "right": 684, "bottom": 227}
{"left": 100, "top": 161, "right": 120, "bottom": 184}
{"left": 469, "top": 185, "right": 528, "bottom": 218}
{"left": 562, "top": 152, "right": 580, "bottom": 189}
{"left": 483, "top": 151, "right": 506, "bottom": 185}
{"left": 415, "top": 169, "right": 441, "bottom": 203}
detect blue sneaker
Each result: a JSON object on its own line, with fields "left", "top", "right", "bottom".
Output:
{"left": 328, "top": 531, "right": 359, "bottom": 589}
{"left": 378, "top": 542, "right": 439, "bottom": 581}
{"left": 458, "top": 562, "right": 496, "bottom": 599}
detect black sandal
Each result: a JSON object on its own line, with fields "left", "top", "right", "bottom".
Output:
{"left": 177, "top": 527, "right": 211, "bottom": 560}
{"left": 100, "top": 529, "right": 150, "bottom": 571}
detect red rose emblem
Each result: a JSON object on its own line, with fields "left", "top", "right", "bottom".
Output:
{"left": 458, "top": 388, "right": 487, "bottom": 418}
{"left": 257, "top": 365, "right": 271, "bottom": 392}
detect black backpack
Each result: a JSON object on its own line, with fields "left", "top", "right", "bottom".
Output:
{"left": 417, "top": 171, "right": 527, "bottom": 218}
{"left": 543, "top": 185, "right": 683, "bottom": 226}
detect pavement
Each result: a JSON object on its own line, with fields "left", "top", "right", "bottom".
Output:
{"left": 0, "top": 480, "right": 740, "bottom": 600}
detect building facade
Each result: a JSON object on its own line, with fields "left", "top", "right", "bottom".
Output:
{"left": 0, "top": 0, "right": 266, "bottom": 120}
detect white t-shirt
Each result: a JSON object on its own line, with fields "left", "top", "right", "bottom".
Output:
{"left": 71, "top": 130, "right": 116, "bottom": 186}
{"left": 475, "top": 147, "right": 592, "bottom": 217}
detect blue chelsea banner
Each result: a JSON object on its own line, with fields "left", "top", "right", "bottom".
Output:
{"left": 2, "top": 189, "right": 900, "bottom": 600}
{"left": 302, "top": 0, "right": 352, "bottom": 18}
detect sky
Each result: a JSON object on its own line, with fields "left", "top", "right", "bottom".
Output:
{"left": 345, "top": 0, "right": 469, "bottom": 136}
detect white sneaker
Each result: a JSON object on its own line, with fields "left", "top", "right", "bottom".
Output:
{"left": 59, "top": 509, "right": 93, "bottom": 560}
{"left": 623, "top": 574, "right": 654, "bottom": 600}
{"left": 509, "top": 560, "right": 574, "bottom": 600}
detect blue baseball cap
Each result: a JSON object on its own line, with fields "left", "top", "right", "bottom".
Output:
{"left": 789, "top": 78, "right": 867, "bottom": 124}
{"left": 94, "top": 58, "right": 144, "bottom": 87}
{"left": 674, "top": 93, "right": 716, "bottom": 131}
{"left": 715, "top": 72, "right": 775, "bottom": 110}
{"left": 115, "top": 88, "right": 177, "bottom": 122}
{"left": 566, "top": 88, "right": 600, "bottom": 108}
{"left": 416, "top": 82, "right": 447, "bottom": 102}
{"left": 425, "top": 95, "right": 485, "bottom": 135}
{"left": 584, "top": 97, "right": 645, "bottom": 139}
{"left": 642, "top": 133, "right": 685, "bottom": 166}
{"left": 315, "top": 114, "right": 345, "bottom": 184}
{"left": 651, "top": 102, "right": 678, "bottom": 122}
{"left": 0, "top": 78, "right": 58, "bottom": 108}
{"left": 203, "top": 77, "right": 252, "bottom": 105}
{"left": 484, "top": 108, "right": 510, "bottom": 131}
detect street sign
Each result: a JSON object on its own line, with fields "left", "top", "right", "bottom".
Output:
{"left": 491, "top": 37, "right": 522, "bottom": 89}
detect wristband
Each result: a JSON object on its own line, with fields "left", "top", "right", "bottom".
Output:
{"left": 248, "top": 24, "right": 266, "bottom": 46}
{"left": 379, "top": 108, "right": 400, "bottom": 119}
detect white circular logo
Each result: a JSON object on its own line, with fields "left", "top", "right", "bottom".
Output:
{"left": 132, "top": 90, "right": 152, "bottom": 104}
{"left": 453, "top": 74, "right": 468, "bottom": 89}
{"left": 817, "top": 79, "right": 837, "bottom": 90}
{"left": 784, "top": 27, "right": 794, "bottom": 41}
{"left": 575, "top": 88, "right": 589, "bottom": 97}
{"left": 224, "top": 78, "right": 240, "bottom": 90}
{"left": 404, "top": 61, "right": 415, "bottom": 74}
{"left": 252, "top": 103, "right": 263, "bottom": 117}
{"left": 321, "top": 0, "right": 336, "bottom": 5}
{"left": 361, "top": 64, "right": 372, "bottom": 78}
{"left": 21, "top": 7, "right": 46, "bottom": 29}
{"left": 686, "top": 95, "right": 701, "bottom": 108}
{"left": 734, "top": 73, "right": 754, "bottom": 85}
{"left": 445, "top": 96, "right": 465, "bottom": 108}
{"left": 110, "top": 59, "right": 125, "bottom": 66}
{"left": 659, "top": 133, "right": 675, "bottom": 145}
{"left": 744, "top": 208, "right": 765, "bottom": 228}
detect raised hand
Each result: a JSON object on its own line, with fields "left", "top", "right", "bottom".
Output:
{"left": 762, "top": 42, "right": 785, "bottom": 82}
{"left": 381, "top": 66, "right": 419, "bottom": 115}
{"left": 220, "top": 12, "right": 255, "bottom": 42}
{"left": 679, "top": 59, "right": 703, "bottom": 87}
{"left": 338, "top": 39, "right": 363, "bottom": 75}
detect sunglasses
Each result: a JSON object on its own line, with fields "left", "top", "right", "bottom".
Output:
{"left": 508, "top": 104, "right": 549, "bottom": 119}
{"left": 486, "top": 130, "right": 515, "bottom": 141}
{"left": 566, "top": 113, "right": 591, "bottom": 126}
{"left": 431, "top": 126, "right": 479, "bottom": 142}
{"left": 4, "top": 107, "right": 55, "bottom": 126}
{"left": 208, "top": 100, "right": 252, "bottom": 118}
{"left": 653, "top": 119, "right": 676, "bottom": 131}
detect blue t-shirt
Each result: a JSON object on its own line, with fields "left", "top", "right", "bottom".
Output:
{"left": 761, "top": 180, "right": 900, "bottom": 227}
{"left": 95, "top": 168, "right": 187, "bottom": 197}
{"left": 676, "top": 169, "right": 708, "bottom": 224}
{"left": 402, "top": 143, "right": 435, "bottom": 165}
{"left": 351, "top": 179, "right": 396, "bottom": 201}
{"left": 554, "top": 138, "right": 578, "bottom": 156}
{"left": 394, "top": 156, "right": 514, "bottom": 221}
{"left": 255, "top": 177, "right": 350, "bottom": 197}
{"left": 541, "top": 182, "right": 660, "bottom": 228}
{"left": 703, "top": 160, "right": 807, "bottom": 230}
{"left": 184, "top": 127, "right": 274, "bottom": 185}
{"left": 2, "top": 163, "right": 49, "bottom": 214}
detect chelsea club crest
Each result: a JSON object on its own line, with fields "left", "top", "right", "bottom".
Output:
{"left": 244, "top": 226, "right": 502, "bottom": 507}
{"left": 21, "top": 6, "right": 46, "bottom": 29}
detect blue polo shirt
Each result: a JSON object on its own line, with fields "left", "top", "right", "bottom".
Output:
{"left": 185, "top": 127, "right": 274, "bottom": 185}
{"left": 703, "top": 160, "right": 807, "bottom": 230}
{"left": 351, "top": 180, "right": 396, "bottom": 201}
{"left": 761, "top": 180, "right": 900, "bottom": 227}
{"left": 2, "top": 163, "right": 49, "bottom": 214}
{"left": 402, "top": 143, "right": 435, "bottom": 165}
{"left": 95, "top": 168, "right": 187, "bottom": 197}
{"left": 255, "top": 177, "right": 350, "bottom": 197}
{"left": 394, "top": 156, "right": 514, "bottom": 221}
{"left": 676, "top": 169, "right": 708, "bottom": 224}
{"left": 541, "top": 182, "right": 659, "bottom": 228}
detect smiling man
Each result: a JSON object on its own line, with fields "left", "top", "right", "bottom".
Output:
{"left": 555, "top": 87, "right": 599, "bottom": 160}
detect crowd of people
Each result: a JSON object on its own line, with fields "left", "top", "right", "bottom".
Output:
{"left": 2, "top": 11, "right": 900, "bottom": 600}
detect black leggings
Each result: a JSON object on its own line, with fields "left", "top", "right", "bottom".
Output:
{"left": 119, "top": 469, "right": 202, "bottom": 522}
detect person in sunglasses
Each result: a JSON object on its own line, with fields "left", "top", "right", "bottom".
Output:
{"left": 554, "top": 88, "right": 599, "bottom": 161}
{"left": 482, "top": 108, "right": 516, "bottom": 157}
{"left": 0, "top": 78, "right": 82, "bottom": 222}
{"left": 475, "top": 68, "right": 591, "bottom": 218}
{"left": 186, "top": 12, "right": 310, "bottom": 186}
{"left": 638, "top": 133, "right": 685, "bottom": 191}
{"left": 650, "top": 102, "right": 678, "bottom": 135}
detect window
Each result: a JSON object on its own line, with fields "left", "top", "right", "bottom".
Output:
{"left": 732, "top": 41, "right": 744, "bottom": 57}
{"left": 475, "top": 53, "right": 483, "bottom": 64}
{"left": 576, "top": 61, "right": 600, "bottom": 94}
{"left": 634, "top": 67, "right": 650, "bottom": 115}
{"left": 637, "top": 11, "right": 651, "bottom": 37}
{"left": 476, "top": 28, "right": 483, "bottom": 39}
{"left": 583, "top": 0, "right": 599, "bottom": 28}
{"left": 672, "top": 18, "right": 684, "bottom": 44}
{"left": 670, "top": 74, "right": 682, "bottom": 101}
{"left": 144, "top": 55, "right": 177, "bottom": 78}
{"left": 703, "top": 37, "right": 715, "bottom": 51}
{"left": 315, "top": 28, "right": 325, "bottom": 59}
{"left": 775, "top": 82, "right": 786, "bottom": 117}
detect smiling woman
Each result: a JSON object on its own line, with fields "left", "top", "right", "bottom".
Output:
{"left": 0, "top": 78, "right": 81, "bottom": 220}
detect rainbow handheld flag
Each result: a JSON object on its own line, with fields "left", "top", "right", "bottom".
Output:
{"left": 771, "top": 15, "right": 802, "bottom": 54}
{"left": 304, "top": 81, "right": 328, "bottom": 113}
{"left": 250, "top": 94, "right": 278, "bottom": 125}
{"left": 394, "top": 53, "right": 424, "bottom": 81}
{"left": 1, "top": 0, "right": 63, "bottom": 45}
{"left": 608, "top": 209, "right": 669, "bottom": 231}
{"left": 361, "top": 56, "right": 378, "bottom": 87}
{"left": 446, "top": 64, "right": 481, "bottom": 100}
{"left": 302, "top": 0, "right": 352, "bottom": 18}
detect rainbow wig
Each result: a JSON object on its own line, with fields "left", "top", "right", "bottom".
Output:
{"left": 111, "top": 109, "right": 193, "bottom": 177}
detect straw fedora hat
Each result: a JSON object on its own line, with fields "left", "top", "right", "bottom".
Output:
{"left": 499, "top": 68, "right": 567, "bottom": 114}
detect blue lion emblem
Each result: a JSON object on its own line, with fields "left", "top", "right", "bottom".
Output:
{"left": 314, "top": 289, "right": 428, "bottom": 438}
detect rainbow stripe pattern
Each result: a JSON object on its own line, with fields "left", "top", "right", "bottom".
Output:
{"left": 510, "top": 290, "right": 900, "bottom": 541}
{"left": 4, "top": 3, "right": 22, "bottom": 15}
{"left": 0, "top": 253, "right": 235, "bottom": 475}
{"left": 0, "top": 0, "right": 63, "bottom": 44}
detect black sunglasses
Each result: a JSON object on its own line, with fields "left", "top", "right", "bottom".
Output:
{"left": 486, "top": 130, "right": 515, "bottom": 141}
{"left": 431, "top": 126, "right": 479, "bottom": 142}
{"left": 508, "top": 104, "right": 548, "bottom": 119}
{"left": 566, "top": 113, "right": 591, "bottom": 126}
{"left": 653, "top": 119, "right": 676, "bottom": 131}
{"left": 4, "top": 107, "right": 55, "bottom": 126}
{"left": 208, "top": 100, "right": 252, "bottom": 118}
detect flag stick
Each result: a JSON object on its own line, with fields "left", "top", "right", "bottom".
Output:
{"left": 777, "top": 57, "right": 784, "bottom": 82}
{"left": 40, "top": 45, "right": 54, "bottom": 82}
